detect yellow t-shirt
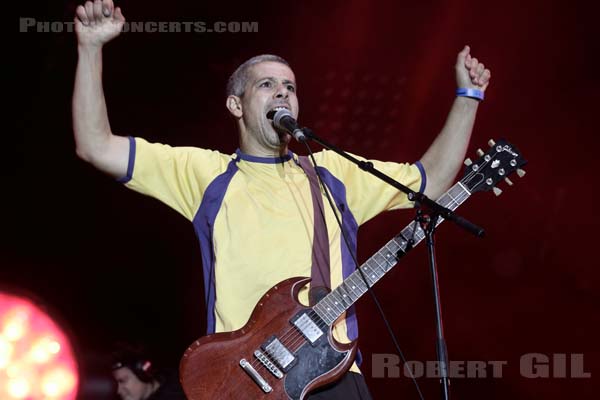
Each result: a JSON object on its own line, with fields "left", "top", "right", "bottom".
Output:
{"left": 122, "top": 137, "right": 425, "bottom": 371}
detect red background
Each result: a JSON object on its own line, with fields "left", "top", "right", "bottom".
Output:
{"left": 4, "top": 0, "right": 599, "bottom": 398}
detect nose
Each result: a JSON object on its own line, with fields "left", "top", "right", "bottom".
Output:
{"left": 274, "top": 83, "right": 289, "bottom": 99}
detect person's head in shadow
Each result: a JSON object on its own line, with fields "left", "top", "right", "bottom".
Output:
{"left": 110, "top": 344, "right": 186, "bottom": 400}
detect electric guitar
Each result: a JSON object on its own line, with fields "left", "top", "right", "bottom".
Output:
{"left": 180, "top": 139, "right": 527, "bottom": 399}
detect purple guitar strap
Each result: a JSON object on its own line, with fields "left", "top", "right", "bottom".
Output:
{"left": 298, "top": 156, "right": 331, "bottom": 306}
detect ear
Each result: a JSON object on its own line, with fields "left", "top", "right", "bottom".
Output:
{"left": 226, "top": 95, "right": 243, "bottom": 118}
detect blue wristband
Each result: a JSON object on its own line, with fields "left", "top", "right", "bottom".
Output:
{"left": 456, "top": 87, "right": 484, "bottom": 101}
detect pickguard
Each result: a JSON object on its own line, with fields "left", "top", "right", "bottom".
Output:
{"left": 283, "top": 335, "right": 349, "bottom": 399}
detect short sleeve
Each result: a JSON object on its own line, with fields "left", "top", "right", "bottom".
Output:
{"left": 315, "top": 150, "right": 425, "bottom": 225}
{"left": 120, "top": 137, "right": 232, "bottom": 221}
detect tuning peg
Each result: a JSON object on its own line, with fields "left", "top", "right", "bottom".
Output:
{"left": 493, "top": 187, "right": 503, "bottom": 196}
{"left": 504, "top": 177, "right": 514, "bottom": 186}
{"left": 464, "top": 158, "right": 472, "bottom": 166}
{"left": 488, "top": 139, "right": 496, "bottom": 147}
{"left": 476, "top": 149, "right": 484, "bottom": 157}
{"left": 517, "top": 168, "right": 526, "bottom": 178}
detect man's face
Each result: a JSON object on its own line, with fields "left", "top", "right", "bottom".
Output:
{"left": 113, "top": 367, "right": 150, "bottom": 400}
{"left": 238, "top": 61, "right": 300, "bottom": 150}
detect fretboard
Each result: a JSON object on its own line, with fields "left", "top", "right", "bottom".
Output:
{"left": 313, "top": 182, "right": 472, "bottom": 325}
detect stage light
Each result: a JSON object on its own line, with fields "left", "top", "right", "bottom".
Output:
{"left": 29, "top": 337, "right": 61, "bottom": 364}
{"left": 2, "top": 307, "right": 28, "bottom": 342}
{"left": 41, "top": 367, "right": 77, "bottom": 397}
{"left": 0, "top": 292, "right": 78, "bottom": 399}
{"left": 7, "top": 376, "right": 30, "bottom": 398}
{"left": 0, "top": 337, "right": 13, "bottom": 368}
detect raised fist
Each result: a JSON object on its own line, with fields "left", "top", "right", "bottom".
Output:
{"left": 455, "top": 45, "right": 491, "bottom": 92}
{"left": 75, "top": 0, "right": 125, "bottom": 48}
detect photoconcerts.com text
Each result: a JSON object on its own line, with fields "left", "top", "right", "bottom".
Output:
{"left": 19, "top": 18, "right": 259, "bottom": 33}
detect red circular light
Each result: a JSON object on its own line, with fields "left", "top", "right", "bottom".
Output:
{"left": 0, "top": 292, "right": 78, "bottom": 399}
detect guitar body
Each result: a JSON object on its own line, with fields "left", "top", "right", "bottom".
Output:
{"left": 180, "top": 277, "right": 357, "bottom": 400}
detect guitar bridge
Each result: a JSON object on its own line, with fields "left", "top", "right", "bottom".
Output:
{"left": 254, "top": 349, "right": 283, "bottom": 379}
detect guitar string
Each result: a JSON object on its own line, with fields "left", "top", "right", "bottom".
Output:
{"left": 248, "top": 190, "right": 469, "bottom": 373}
{"left": 246, "top": 150, "right": 504, "bottom": 374}
{"left": 274, "top": 144, "right": 505, "bottom": 355}
{"left": 247, "top": 178, "right": 483, "bottom": 374}
{"left": 246, "top": 250, "right": 413, "bottom": 368}
{"left": 280, "top": 188, "right": 470, "bottom": 355}
{"left": 251, "top": 170, "right": 483, "bottom": 370}
{"left": 248, "top": 183, "right": 477, "bottom": 372}
{"left": 283, "top": 150, "right": 512, "bottom": 369}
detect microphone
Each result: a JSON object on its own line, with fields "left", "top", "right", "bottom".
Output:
{"left": 267, "top": 108, "right": 307, "bottom": 142}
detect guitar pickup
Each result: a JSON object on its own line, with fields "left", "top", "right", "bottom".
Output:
{"left": 261, "top": 336, "right": 296, "bottom": 372}
{"left": 291, "top": 312, "right": 324, "bottom": 344}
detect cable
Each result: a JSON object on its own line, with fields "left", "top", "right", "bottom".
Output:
{"left": 301, "top": 140, "right": 425, "bottom": 400}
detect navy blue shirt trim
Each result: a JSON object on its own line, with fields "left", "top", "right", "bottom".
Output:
{"left": 117, "top": 136, "right": 136, "bottom": 183}
{"left": 235, "top": 149, "right": 293, "bottom": 164}
{"left": 414, "top": 160, "right": 427, "bottom": 194}
{"left": 192, "top": 159, "right": 241, "bottom": 334}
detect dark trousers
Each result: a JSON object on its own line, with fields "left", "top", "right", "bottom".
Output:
{"left": 306, "top": 372, "right": 373, "bottom": 399}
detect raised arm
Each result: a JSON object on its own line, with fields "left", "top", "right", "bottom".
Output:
{"left": 419, "top": 45, "right": 491, "bottom": 199}
{"left": 72, "top": 0, "right": 129, "bottom": 178}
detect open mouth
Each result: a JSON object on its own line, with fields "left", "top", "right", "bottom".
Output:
{"left": 266, "top": 105, "right": 290, "bottom": 120}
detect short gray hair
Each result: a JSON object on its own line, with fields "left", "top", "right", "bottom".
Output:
{"left": 226, "top": 54, "right": 290, "bottom": 97}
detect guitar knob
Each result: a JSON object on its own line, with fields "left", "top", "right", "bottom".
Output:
{"left": 464, "top": 158, "right": 472, "bottom": 166}
{"left": 493, "top": 187, "right": 503, "bottom": 196}
{"left": 476, "top": 149, "right": 484, "bottom": 157}
{"left": 517, "top": 168, "right": 526, "bottom": 177}
{"left": 488, "top": 139, "right": 496, "bottom": 147}
{"left": 504, "top": 177, "right": 514, "bottom": 186}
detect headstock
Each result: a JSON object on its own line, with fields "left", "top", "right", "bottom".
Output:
{"left": 461, "top": 139, "right": 527, "bottom": 195}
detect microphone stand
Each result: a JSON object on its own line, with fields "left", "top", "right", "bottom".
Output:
{"left": 299, "top": 127, "right": 484, "bottom": 400}
{"left": 300, "top": 127, "right": 484, "bottom": 236}
{"left": 420, "top": 210, "right": 451, "bottom": 400}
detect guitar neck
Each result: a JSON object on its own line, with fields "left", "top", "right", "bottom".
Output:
{"left": 312, "top": 182, "right": 472, "bottom": 326}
